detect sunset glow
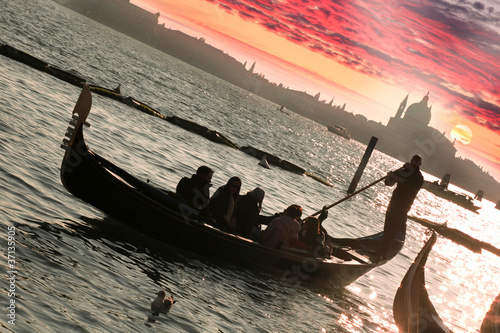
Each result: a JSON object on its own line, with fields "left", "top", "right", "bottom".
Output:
{"left": 451, "top": 125, "right": 473, "bottom": 145}
{"left": 133, "top": 0, "right": 500, "bottom": 180}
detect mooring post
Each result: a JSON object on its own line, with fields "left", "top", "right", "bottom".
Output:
{"left": 347, "top": 136, "right": 378, "bottom": 194}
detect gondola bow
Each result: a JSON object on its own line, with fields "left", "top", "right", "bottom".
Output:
{"left": 393, "top": 232, "right": 451, "bottom": 332}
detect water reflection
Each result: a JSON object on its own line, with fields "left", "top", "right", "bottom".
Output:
{"left": 36, "top": 214, "right": 399, "bottom": 331}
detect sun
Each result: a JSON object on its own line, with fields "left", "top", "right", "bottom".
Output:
{"left": 450, "top": 124, "right": 472, "bottom": 145}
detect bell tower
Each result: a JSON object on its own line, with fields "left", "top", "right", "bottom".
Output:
{"left": 395, "top": 94, "right": 408, "bottom": 119}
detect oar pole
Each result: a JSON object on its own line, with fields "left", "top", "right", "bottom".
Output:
{"left": 347, "top": 136, "right": 378, "bottom": 194}
{"left": 310, "top": 175, "right": 386, "bottom": 217}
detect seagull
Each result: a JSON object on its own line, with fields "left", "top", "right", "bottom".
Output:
{"left": 151, "top": 290, "right": 176, "bottom": 314}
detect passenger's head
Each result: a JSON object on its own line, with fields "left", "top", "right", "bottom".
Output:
{"left": 303, "top": 216, "right": 320, "bottom": 232}
{"left": 410, "top": 155, "right": 422, "bottom": 167}
{"left": 284, "top": 204, "right": 302, "bottom": 221}
{"left": 196, "top": 165, "right": 214, "bottom": 183}
{"left": 248, "top": 187, "right": 265, "bottom": 210}
{"left": 227, "top": 176, "right": 241, "bottom": 196}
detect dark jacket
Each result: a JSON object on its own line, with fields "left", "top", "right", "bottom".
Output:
{"left": 176, "top": 174, "right": 210, "bottom": 211}
{"left": 386, "top": 163, "right": 424, "bottom": 213}
{"left": 233, "top": 194, "right": 261, "bottom": 238}
{"left": 209, "top": 184, "right": 237, "bottom": 230}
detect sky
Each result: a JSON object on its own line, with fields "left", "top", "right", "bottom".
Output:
{"left": 132, "top": 0, "right": 500, "bottom": 181}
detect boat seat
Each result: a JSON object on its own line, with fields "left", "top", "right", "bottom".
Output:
{"left": 332, "top": 246, "right": 372, "bottom": 264}
{"left": 345, "top": 249, "right": 372, "bottom": 264}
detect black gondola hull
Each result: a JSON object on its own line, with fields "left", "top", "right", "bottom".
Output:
{"left": 60, "top": 86, "right": 404, "bottom": 287}
{"left": 393, "top": 232, "right": 451, "bottom": 332}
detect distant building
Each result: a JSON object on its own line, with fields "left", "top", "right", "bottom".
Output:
{"left": 243, "top": 62, "right": 265, "bottom": 94}
{"left": 56, "top": 0, "right": 500, "bottom": 201}
{"left": 382, "top": 93, "right": 457, "bottom": 171}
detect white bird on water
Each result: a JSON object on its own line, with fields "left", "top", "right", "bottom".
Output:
{"left": 151, "top": 290, "right": 176, "bottom": 314}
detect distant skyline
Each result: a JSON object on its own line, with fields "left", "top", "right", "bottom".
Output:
{"left": 132, "top": 0, "right": 500, "bottom": 181}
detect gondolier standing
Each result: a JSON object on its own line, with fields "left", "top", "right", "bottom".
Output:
{"left": 377, "top": 155, "right": 424, "bottom": 259}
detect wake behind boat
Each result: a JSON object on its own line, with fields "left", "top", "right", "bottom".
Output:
{"left": 60, "top": 85, "right": 404, "bottom": 287}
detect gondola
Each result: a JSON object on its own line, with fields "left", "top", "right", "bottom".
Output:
{"left": 393, "top": 231, "right": 452, "bottom": 332}
{"left": 481, "top": 291, "right": 500, "bottom": 332}
{"left": 60, "top": 85, "right": 404, "bottom": 288}
{"left": 423, "top": 181, "right": 480, "bottom": 213}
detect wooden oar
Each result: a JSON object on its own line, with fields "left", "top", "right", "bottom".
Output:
{"left": 408, "top": 216, "right": 500, "bottom": 257}
{"left": 310, "top": 175, "right": 386, "bottom": 217}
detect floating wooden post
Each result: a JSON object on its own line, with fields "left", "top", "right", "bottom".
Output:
{"left": 474, "top": 190, "right": 484, "bottom": 201}
{"left": 347, "top": 136, "right": 378, "bottom": 194}
{"left": 409, "top": 216, "right": 500, "bottom": 257}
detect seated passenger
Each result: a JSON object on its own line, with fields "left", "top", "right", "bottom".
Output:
{"left": 208, "top": 176, "right": 241, "bottom": 232}
{"left": 176, "top": 165, "right": 214, "bottom": 214}
{"left": 260, "top": 204, "right": 302, "bottom": 249}
{"left": 298, "top": 216, "right": 327, "bottom": 255}
{"left": 233, "top": 187, "right": 266, "bottom": 238}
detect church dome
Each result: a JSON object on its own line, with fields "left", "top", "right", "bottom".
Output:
{"left": 403, "top": 93, "right": 431, "bottom": 125}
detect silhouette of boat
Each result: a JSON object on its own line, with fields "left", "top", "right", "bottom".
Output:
{"left": 327, "top": 125, "right": 351, "bottom": 140}
{"left": 393, "top": 231, "right": 452, "bottom": 332}
{"left": 481, "top": 291, "right": 500, "bottom": 332}
{"left": 60, "top": 86, "right": 405, "bottom": 287}
{"left": 423, "top": 181, "right": 481, "bottom": 213}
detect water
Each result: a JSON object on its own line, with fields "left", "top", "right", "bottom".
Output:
{"left": 1, "top": 0, "right": 499, "bottom": 331}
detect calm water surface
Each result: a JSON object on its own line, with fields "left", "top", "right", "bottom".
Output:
{"left": 1, "top": 1, "right": 500, "bottom": 332}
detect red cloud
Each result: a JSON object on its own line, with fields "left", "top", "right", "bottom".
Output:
{"left": 212, "top": 0, "right": 500, "bottom": 133}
